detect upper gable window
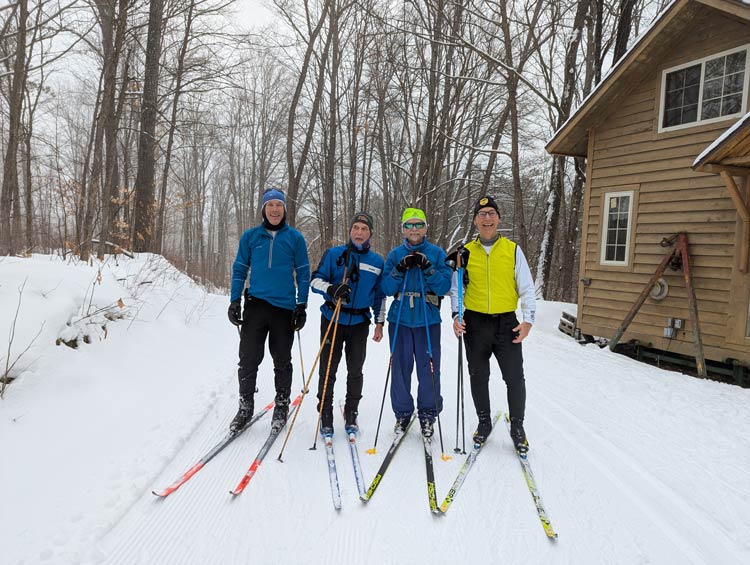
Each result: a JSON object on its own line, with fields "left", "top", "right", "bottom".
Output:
{"left": 659, "top": 45, "right": 749, "bottom": 132}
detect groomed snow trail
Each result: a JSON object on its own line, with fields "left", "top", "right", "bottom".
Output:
{"left": 90, "top": 301, "right": 750, "bottom": 565}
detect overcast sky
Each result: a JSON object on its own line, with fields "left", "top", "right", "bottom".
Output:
{"left": 235, "top": 0, "right": 277, "bottom": 30}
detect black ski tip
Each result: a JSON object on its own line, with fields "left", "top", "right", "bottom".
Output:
{"left": 152, "top": 490, "right": 165, "bottom": 498}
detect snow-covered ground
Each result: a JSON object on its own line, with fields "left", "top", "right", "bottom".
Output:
{"left": 1, "top": 253, "right": 749, "bottom": 564}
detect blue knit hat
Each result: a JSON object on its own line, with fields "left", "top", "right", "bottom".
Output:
{"left": 262, "top": 188, "right": 286, "bottom": 208}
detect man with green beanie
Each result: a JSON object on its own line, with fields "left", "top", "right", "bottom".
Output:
{"left": 381, "top": 208, "right": 452, "bottom": 437}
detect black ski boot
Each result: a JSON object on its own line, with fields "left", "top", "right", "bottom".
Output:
{"left": 419, "top": 416, "right": 434, "bottom": 438}
{"left": 509, "top": 417, "right": 529, "bottom": 453}
{"left": 229, "top": 395, "right": 254, "bottom": 434}
{"left": 472, "top": 411, "right": 492, "bottom": 445}
{"left": 344, "top": 408, "right": 359, "bottom": 434}
{"left": 320, "top": 408, "right": 334, "bottom": 436}
{"left": 271, "top": 392, "right": 290, "bottom": 431}
{"left": 394, "top": 415, "right": 411, "bottom": 433}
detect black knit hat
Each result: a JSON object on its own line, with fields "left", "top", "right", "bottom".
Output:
{"left": 350, "top": 211, "right": 374, "bottom": 231}
{"left": 473, "top": 195, "right": 500, "bottom": 216}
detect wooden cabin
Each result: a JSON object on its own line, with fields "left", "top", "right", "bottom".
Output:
{"left": 546, "top": 0, "right": 750, "bottom": 376}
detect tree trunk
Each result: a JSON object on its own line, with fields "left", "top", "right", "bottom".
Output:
{"left": 98, "top": 1, "right": 130, "bottom": 259}
{"left": 285, "top": 0, "right": 331, "bottom": 224}
{"left": 0, "top": 0, "right": 28, "bottom": 255}
{"left": 535, "top": 0, "right": 591, "bottom": 299}
{"left": 613, "top": 0, "right": 635, "bottom": 63}
{"left": 322, "top": 0, "right": 339, "bottom": 245}
{"left": 156, "top": 0, "right": 196, "bottom": 253}
{"left": 133, "top": 0, "right": 165, "bottom": 252}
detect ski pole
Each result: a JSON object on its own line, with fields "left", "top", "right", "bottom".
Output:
{"left": 277, "top": 299, "right": 342, "bottom": 462}
{"left": 310, "top": 265, "right": 352, "bottom": 449}
{"left": 310, "top": 304, "right": 342, "bottom": 450}
{"left": 455, "top": 247, "right": 466, "bottom": 454}
{"left": 367, "top": 268, "right": 410, "bottom": 455}
{"left": 296, "top": 331, "right": 308, "bottom": 394}
{"left": 418, "top": 268, "right": 451, "bottom": 461}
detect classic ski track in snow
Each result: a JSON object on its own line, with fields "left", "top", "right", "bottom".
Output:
{"left": 7, "top": 259, "right": 750, "bottom": 564}
{"left": 531, "top": 385, "right": 745, "bottom": 564}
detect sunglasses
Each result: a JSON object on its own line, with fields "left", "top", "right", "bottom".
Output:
{"left": 403, "top": 221, "right": 426, "bottom": 230}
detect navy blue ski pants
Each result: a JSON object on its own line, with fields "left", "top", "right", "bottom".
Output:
{"left": 388, "top": 323, "right": 443, "bottom": 421}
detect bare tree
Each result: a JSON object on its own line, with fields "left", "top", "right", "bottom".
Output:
{"left": 0, "top": 0, "right": 28, "bottom": 255}
{"left": 133, "top": 0, "right": 165, "bottom": 252}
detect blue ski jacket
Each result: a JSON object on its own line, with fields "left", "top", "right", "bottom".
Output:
{"left": 311, "top": 243, "right": 387, "bottom": 326}
{"left": 230, "top": 224, "right": 310, "bottom": 309}
{"left": 381, "top": 238, "right": 452, "bottom": 328}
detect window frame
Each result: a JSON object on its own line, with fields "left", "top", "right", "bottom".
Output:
{"left": 658, "top": 44, "right": 750, "bottom": 133}
{"left": 600, "top": 190, "right": 635, "bottom": 267}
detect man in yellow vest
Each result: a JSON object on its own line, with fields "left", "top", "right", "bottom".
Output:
{"left": 450, "top": 195, "right": 536, "bottom": 452}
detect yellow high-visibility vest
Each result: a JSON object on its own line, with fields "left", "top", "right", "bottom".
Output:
{"left": 464, "top": 237, "right": 518, "bottom": 314}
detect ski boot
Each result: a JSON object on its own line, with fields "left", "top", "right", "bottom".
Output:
{"left": 472, "top": 411, "right": 492, "bottom": 445}
{"left": 419, "top": 416, "right": 434, "bottom": 438}
{"left": 344, "top": 407, "right": 359, "bottom": 434}
{"left": 509, "top": 417, "right": 529, "bottom": 453}
{"left": 394, "top": 414, "right": 411, "bottom": 433}
{"left": 229, "top": 395, "right": 254, "bottom": 434}
{"left": 320, "top": 408, "right": 334, "bottom": 437}
{"left": 271, "top": 392, "right": 290, "bottom": 431}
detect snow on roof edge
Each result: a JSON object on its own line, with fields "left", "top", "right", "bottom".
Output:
{"left": 692, "top": 110, "right": 750, "bottom": 167}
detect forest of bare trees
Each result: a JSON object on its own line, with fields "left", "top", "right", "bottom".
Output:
{"left": 0, "top": 0, "right": 668, "bottom": 300}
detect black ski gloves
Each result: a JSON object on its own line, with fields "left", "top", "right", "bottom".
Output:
{"left": 292, "top": 303, "right": 307, "bottom": 331}
{"left": 228, "top": 299, "right": 242, "bottom": 326}
{"left": 446, "top": 247, "right": 470, "bottom": 270}
{"left": 396, "top": 252, "right": 431, "bottom": 273}
{"left": 328, "top": 283, "right": 352, "bottom": 303}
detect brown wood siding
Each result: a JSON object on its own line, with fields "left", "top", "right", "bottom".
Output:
{"left": 578, "top": 12, "right": 750, "bottom": 366}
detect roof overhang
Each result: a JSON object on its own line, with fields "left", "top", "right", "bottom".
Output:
{"left": 546, "top": 0, "right": 750, "bottom": 158}
{"left": 693, "top": 112, "right": 750, "bottom": 271}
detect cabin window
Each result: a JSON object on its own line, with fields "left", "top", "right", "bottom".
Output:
{"left": 660, "top": 45, "right": 749, "bottom": 132}
{"left": 600, "top": 191, "right": 633, "bottom": 265}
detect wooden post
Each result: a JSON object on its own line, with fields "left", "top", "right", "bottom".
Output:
{"left": 677, "top": 234, "right": 707, "bottom": 378}
{"left": 609, "top": 251, "right": 674, "bottom": 350}
{"left": 609, "top": 233, "right": 707, "bottom": 378}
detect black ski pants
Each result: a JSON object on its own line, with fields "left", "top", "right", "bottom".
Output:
{"left": 463, "top": 310, "right": 526, "bottom": 421}
{"left": 238, "top": 297, "right": 294, "bottom": 402}
{"left": 316, "top": 317, "right": 369, "bottom": 414}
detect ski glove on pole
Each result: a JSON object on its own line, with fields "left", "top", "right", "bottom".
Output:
{"left": 445, "top": 247, "right": 469, "bottom": 270}
{"left": 228, "top": 299, "right": 242, "bottom": 326}
{"left": 328, "top": 283, "right": 352, "bottom": 303}
{"left": 396, "top": 252, "right": 432, "bottom": 273}
{"left": 292, "top": 303, "right": 307, "bottom": 331}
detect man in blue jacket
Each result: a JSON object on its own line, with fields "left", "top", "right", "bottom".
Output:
{"left": 381, "top": 208, "right": 452, "bottom": 437}
{"left": 310, "top": 212, "right": 386, "bottom": 435}
{"left": 227, "top": 188, "right": 310, "bottom": 433}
